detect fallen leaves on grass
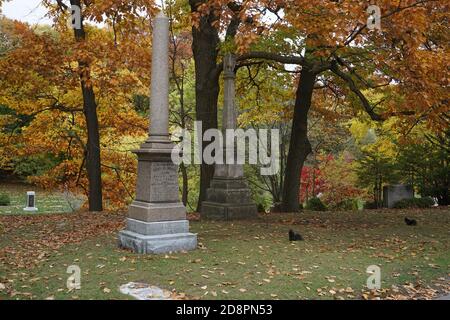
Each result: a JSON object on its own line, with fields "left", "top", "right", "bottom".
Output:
{"left": 360, "top": 277, "right": 450, "bottom": 300}
{"left": 0, "top": 211, "right": 125, "bottom": 269}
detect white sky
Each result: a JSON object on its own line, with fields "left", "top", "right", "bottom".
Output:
{"left": 1, "top": 0, "right": 52, "bottom": 25}
{"left": 1, "top": 0, "right": 165, "bottom": 25}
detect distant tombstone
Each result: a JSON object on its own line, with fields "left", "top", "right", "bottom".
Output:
{"left": 200, "top": 54, "right": 257, "bottom": 220}
{"left": 24, "top": 191, "right": 38, "bottom": 212}
{"left": 383, "top": 185, "right": 413, "bottom": 208}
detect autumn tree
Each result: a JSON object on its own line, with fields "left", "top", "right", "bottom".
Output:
{"left": 396, "top": 131, "right": 449, "bottom": 205}
{"left": 191, "top": 0, "right": 449, "bottom": 212}
{"left": 353, "top": 117, "right": 450, "bottom": 206}
{"left": 34, "top": 0, "right": 157, "bottom": 211}
{"left": 0, "top": 3, "right": 154, "bottom": 209}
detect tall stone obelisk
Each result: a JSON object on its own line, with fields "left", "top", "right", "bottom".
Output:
{"left": 119, "top": 12, "right": 197, "bottom": 254}
{"left": 201, "top": 54, "right": 257, "bottom": 220}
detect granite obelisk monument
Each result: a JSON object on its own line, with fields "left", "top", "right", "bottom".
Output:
{"left": 201, "top": 54, "right": 257, "bottom": 220}
{"left": 119, "top": 12, "right": 197, "bottom": 254}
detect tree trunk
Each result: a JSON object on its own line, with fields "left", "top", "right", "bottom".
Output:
{"left": 190, "top": 0, "right": 220, "bottom": 212}
{"left": 439, "top": 191, "right": 449, "bottom": 206}
{"left": 180, "top": 162, "right": 188, "bottom": 206}
{"left": 281, "top": 67, "right": 316, "bottom": 212}
{"left": 70, "top": 0, "right": 103, "bottom": 211}
{"left": 379, "top": 177, "right": 382, "bottom": 207}
{"left": 81, "top": 85, "right": 103, "bottom": 211}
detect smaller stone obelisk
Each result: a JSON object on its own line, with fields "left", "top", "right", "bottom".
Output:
{"left": 118, "top": 12, "right": 197, "bottom": 254}
{"left": 201, "top": 54, "right": 257, "bottom": 220}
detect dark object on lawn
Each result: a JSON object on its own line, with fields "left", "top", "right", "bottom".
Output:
{"left": 404, "top": 217, "right": 417, "bottom": 226}
{"left": 289, "top": 229, "right": 303, "bottom": 241}
{"left": 0, "top": 193, "right": 10, "bottom": 206}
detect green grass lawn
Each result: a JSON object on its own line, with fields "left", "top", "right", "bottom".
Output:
{"left": 0, "top": 208, "right": 449, "bottom": 300}
{"left": 0, "top": 183, "right": 84, "bottom": 215}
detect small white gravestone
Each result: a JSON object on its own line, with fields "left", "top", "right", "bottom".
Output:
{"left": 23, "top": 191, "right": 38, "bottom": 212}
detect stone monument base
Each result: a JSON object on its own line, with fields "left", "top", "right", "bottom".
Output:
{"left": 23, "top": 207, "right": 38, "bottom": 212}
{"left": 117, "top": 150, "right": 198, "bottom": 254}
{"left": 119, "top": 219, "right": 197, "bottom": 254}
{"left": 201, "top": 177, "right": 257, "bottom": 220}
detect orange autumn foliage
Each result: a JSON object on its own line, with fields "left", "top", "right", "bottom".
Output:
{"left": 0, "top": 15, "right": 151, "bottom": 209}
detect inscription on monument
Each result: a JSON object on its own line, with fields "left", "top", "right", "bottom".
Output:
{"left": 28, "top": 194, "right": 35, "bottom": 207}
{"left": 149, "top": 162, "right": 179, "bottom": 202}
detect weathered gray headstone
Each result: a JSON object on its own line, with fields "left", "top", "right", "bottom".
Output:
{"left": 201, "top": 54, "right": 257, "bottom": 220}
{"left": 118, "top": 12, "right": 197, "bottom": 254}
{"left": 383, "top": 184, "right": 414, "bottom": 208}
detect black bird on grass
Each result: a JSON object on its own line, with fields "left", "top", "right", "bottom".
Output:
{"left": 289, "top": 229, "right": 303, "bottom": 241}
{"left": 404, "top": 217, "right": 417, "bottom": 226}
